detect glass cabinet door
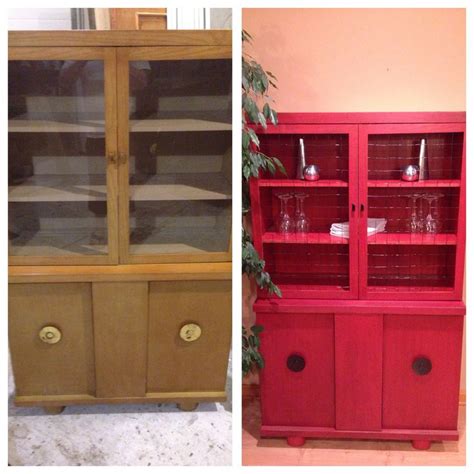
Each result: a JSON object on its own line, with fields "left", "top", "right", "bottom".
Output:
{"left": 8, "top": 48, "right": 118, "bottom": 264}
{"left": 118, "top": 48, "right": 232, "bottom": 263}
{"left": 359, "top": 123, "right": 465, "bottom": 300}
{"left": 251, "top": 125, "right": 359, "bottom": 299}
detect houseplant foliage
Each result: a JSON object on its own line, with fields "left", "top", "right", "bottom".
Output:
{"left": 242, "top": 30, "right": 286, "bottom": 376}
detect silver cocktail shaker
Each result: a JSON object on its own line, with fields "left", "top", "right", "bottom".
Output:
{"left": 418, "top": 138, "right": 428, "bottom": 180}
{"left": 296, "top": 138, "right": 306, "bottom": 180}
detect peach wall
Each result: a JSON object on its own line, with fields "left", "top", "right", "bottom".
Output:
{"left": 242, "top": 8, "right": 466, "bottom": 393}
{"left": 243, "top": 8, "right": 465, "bottom": 112}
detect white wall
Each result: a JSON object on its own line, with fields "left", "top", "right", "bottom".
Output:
{"left": 8, "top": 8, "right": 71, "bottom": 30}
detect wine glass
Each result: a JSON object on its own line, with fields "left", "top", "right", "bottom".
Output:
{"left": 294, "top": 193, "right": 310, "bottom": 233}
{"left": 424, "top": 193, "right": 443, "bottom": 234}
{"left": 417, "top": 193, "right": 427, "bottom": 233}
{"left": 408, "top": 194, "right": 422, "bottom": 233}
{"left": 277, "top": 193, "right": 294, "bottom": 233}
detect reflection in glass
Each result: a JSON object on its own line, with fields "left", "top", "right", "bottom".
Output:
{"left": 8, "top": 60, "right": 108, "bottom": 257}
{"left": 128, "top": 59, "right": 232, "bottom": 256}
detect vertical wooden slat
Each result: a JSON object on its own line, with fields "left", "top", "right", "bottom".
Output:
{"left": 348, "top": 125, "right": 359, "bottom": 298}
{"left": 358, "top": 125, "right": 369, "bottom": 298}
{"left": 104, "top": 47, "right": 119, "bottom": 264}
{"left": 454, "top": 125, "right": 466, "bottom": 299}
{"left": 335, "top": 313, "right": 383, "bottom": 430}
{"left": 116, "top": 48, "right": 131, "bottom": 263}
{"left": 92, "top": 282, "right": 148, "bottom": 397}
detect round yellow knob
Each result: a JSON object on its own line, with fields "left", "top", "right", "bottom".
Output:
{"left": 179, "top": 323, "right": 201, "bottom": 342}
{"left": 39, "top": 326, "right": 62, "bottom": 344}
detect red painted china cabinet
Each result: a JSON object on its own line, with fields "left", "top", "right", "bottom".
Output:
{"left": 250, "top": 112, "right": 466, "bottom": 449}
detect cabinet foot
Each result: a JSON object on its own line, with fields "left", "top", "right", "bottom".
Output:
{"left": 43, "top": 406, "right": 65, "bottom": 415}
{"left": 287, "top": 436, "right": 305, "bottom": 447}
{"left": 412, "top": 439, "right": 431, "bottom": 450}
{"left": 177, "top": 402, "right": 198, "bottom": 412}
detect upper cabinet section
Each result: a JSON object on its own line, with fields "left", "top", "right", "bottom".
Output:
{"left": 251, "top": 114, "right": 465, "bottom": 301}
{"left": 8, "top": 31, "right": 232, "bottom": 267}
{"left": 8, "top": 47, "right": 118, "bottom": 265}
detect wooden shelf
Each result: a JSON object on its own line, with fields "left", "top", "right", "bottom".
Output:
{"left": 9, "top": 175, "right": 107, "bottom": 202}
{"left": 368, "top": 179, "right": 461, "bottom": 188}
{"left": 262, "top": 232, "right": 348, "bottom": 245}
{"left": 130, "top": 173, "right": 231, "bottom": 201}
{"left": 8, "top": 118, "right": 231, "bottom": 134}
{"left": 9, "top": 229, "right": 108, "bottom": 257}
{"left": 367, "top": 233, "right": 457, "bottom": 245}
{"left": 129, "top": 118, "right": 231, "bottom": 133}
{"left": 130, "top": 226, "right": 229, "bottom": 255}
{"left": 8, "top": 119, "right": 105, "bottom": 133}
{"left": 258, "top": 179, "right": 348, "bottom": 188}
{"left": 9, "top": 173, "right": 231, "bottom": 203}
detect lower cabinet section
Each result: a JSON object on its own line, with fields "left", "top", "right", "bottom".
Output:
{"left": 383, "top": 314, "right": 464, "bottom": 430}
{"left": 9, "top": 283, "right": 95, "bottom": 397}
{"left": 257, "top": 303, "right": 464, "bottom": 448}
{"left": 9, "top": 279, "right": 231, "bottom": 408}
{"left": 147, "top": 280, "right": 231, "bottom": 393}
{"left": 259, "top": 313, "right": 335, "bottom": 427}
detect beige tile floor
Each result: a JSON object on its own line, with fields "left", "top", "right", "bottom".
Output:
{"left": 242, "top": 396, "right": 465, "bottom": 466}
{"left": 8, "top": 356, "right": 232, "bottom": 466}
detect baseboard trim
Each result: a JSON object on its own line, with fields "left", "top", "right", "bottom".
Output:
{"left": 244, "top": 384, "right": 466, "bottom": 406}
{"left": 15, "top": 391, "right": 227, "bottom": 407}
{"left": 261, "top": 425, "right": 459, "bottom": 442}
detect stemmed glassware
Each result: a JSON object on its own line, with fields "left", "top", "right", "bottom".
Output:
{"left": 407, "top": 192, "right": 443, "bottom": 234}
{"left": 294, "top": 193, "right": 310, "bottom": 233}
{"left": 277, "top": 193, "right": 294, "bottom": 234}
{"left": 424, "top": 193, "right": 443, "bottom": 234}
{"left": 408, "top": 194, "right": 422, "bottom": 233}
{"left": 276, "top": 192, "right": 310, "bottom": 234}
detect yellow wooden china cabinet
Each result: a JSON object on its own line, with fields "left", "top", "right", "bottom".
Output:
{"left": 8, "top": 31, "right": 232, "bottom": 413}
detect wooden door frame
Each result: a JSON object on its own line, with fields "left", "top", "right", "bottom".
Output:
{"left": 250, "top": 123, "right": 359, "bottom": 299}
{"left": 358, "top": 122, "right": 464, "bottom": 300}
{"left": 8, "top": 46, "right": 119, "bottom": 266}
{"left": 116, "top": 46, "right": 232, "bottom": 264}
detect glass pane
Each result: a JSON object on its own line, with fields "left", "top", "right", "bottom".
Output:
{"left": 368, "top": 133, "right": 463, "bottom": 181}
{"left": 366, "top": 132, "right": 460, "bottom": 291}
{"left": 255, "top": 133, "right": 351, "bottom": 292}
{"left": 8, "top": 60, "right": 108, "bottom": 257}
{"left": 258, "top": 133, "right": 349, "bottom": 182}
{"left": 128, "top": 59, "right": 232, "bottom": 256}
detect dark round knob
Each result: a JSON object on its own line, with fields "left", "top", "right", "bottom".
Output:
{"left": 287, "top": 354, "right": 305, "bottom": 372}
{"left": 412, "top": 356, "right": 432, "bottom": 376}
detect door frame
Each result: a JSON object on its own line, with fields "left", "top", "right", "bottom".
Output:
{"left": 251, "top": 123, "right": 359, "bottom": 299}
{"left": 116, "top": 46, "right": 232, "bottom": 264}
{"left": 8, "top": 46, "right": 119, "bottom": 265}
{"left": 358, "top": 122, "right": 465, "bottom": 300}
